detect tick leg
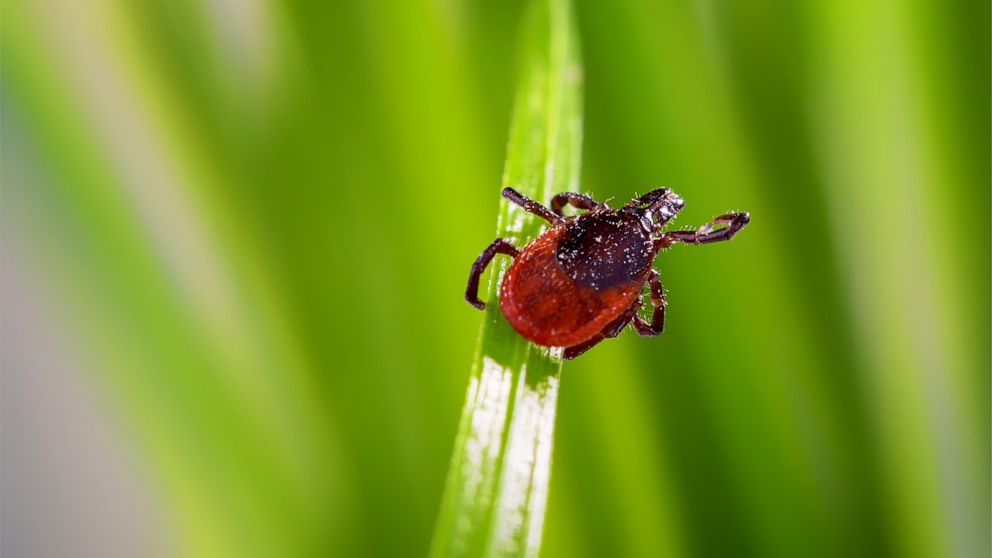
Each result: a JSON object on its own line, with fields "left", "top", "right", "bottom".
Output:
{"left": 567, "top": 271, "right": 666, "bottom": 358}
{"left": 550, "top": 192, "right": 604, "bottom": 216}
{"left": 656, "top": 212, "right": 750, "bottom": 249}
{"left": 632, "top": 269, "right": 666, "bottom": 336}
{"left": 465, "top": 238, "right": 521, "bottom": 310}
{"left": 502, "top": 187, "right": 560, "bottom": 224}
{"left": 563, "top": 304, "right": 639, "bottom": 360}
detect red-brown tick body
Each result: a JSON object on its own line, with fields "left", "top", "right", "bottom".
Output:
{"left": 465, "top": 187, "right": 749, "bottom": 359}
{"left": 500, "top": 210, "right": 651, "bottom": 347}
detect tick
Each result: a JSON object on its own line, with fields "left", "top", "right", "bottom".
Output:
{"left": 465, "top": 187, "right": 750, "bottom": 359}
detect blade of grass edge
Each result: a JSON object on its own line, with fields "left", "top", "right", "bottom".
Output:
{"left": 430, "top": 1, "right": 582, "bottom": 557}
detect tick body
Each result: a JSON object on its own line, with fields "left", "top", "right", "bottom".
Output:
{"left": 466, "top": 187, "right": 749, "bottom": 359}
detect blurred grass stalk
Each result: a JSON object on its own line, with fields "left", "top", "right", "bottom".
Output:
{"left": 429, "top": 0, "right": 582, "bottom": 556}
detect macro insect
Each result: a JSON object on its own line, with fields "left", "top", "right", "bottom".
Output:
{"left": 465, "top": 187, "right": 750, "bottom": 359}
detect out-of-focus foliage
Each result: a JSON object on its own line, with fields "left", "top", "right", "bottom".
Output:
{"left": 2, "top": 0, "right": 988, "bottom": 556}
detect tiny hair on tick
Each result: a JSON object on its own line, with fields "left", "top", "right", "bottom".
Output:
{"left": 465, "top": 187, "right": 750, "bottom": 359}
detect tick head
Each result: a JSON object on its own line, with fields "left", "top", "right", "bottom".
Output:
{"left": 648, "top": 191, "right": 684, "bottom": 225}
{"left": 625, "top": 187, "right": 685, "bottom": 231}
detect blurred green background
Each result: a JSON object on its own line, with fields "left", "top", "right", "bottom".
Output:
{"left": 2, "top": 0, "right": 988, "bottom": 557}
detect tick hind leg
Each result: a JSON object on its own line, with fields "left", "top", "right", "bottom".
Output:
{"left": 632, "top": 269, "right": 666, "bottom": 336}
{"left": 465, "top": 238, "right": 520, "bottom": 310}
{"left": 565, "top": 270, "right": 668, "bottom": 359}
{"left": 563, "top": 304, "right": 640, "bottom": 360}
{"left": 550, "top": 192, "right": 604, "bottom": 216}
{"left": 657, "top": 212, "right": 750, "bottom": 248}
{"left": 502, "top": 187, "right": 560, "bottom": 224}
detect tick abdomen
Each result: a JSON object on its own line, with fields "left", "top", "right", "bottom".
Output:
{"left": 499, "top": 214, "right": 649, "bottom": 347}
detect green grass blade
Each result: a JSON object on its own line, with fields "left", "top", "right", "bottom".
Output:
{"left": 430, "top": 1, "right": 582, "bottom": 557}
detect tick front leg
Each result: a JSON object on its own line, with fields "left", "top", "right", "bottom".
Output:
{"left": 550, "top": 192, "right": 604, "bottom": 216}
{"left": 502, "top": 187, "right": 560, "bottom": 224}
{"left": 465, "top": 238, "right": 521, "bottom": 310}
{"left": 656, "top": 212, "right": 750, "bottom": 248}
{"left": 632, "top": 269, "right": 666, "bottom": 336}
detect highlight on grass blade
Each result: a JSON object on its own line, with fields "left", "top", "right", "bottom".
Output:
{"left": 430, "top": 0, "right": 582, "bottom": 556}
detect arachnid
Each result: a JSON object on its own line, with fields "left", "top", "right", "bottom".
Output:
{"left": 465, "top": 187, "right": 750, "bottom": 359}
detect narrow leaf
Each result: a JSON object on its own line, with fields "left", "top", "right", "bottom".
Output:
{"left": 430, "top": 0, "right": 582, "bottom": 557}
